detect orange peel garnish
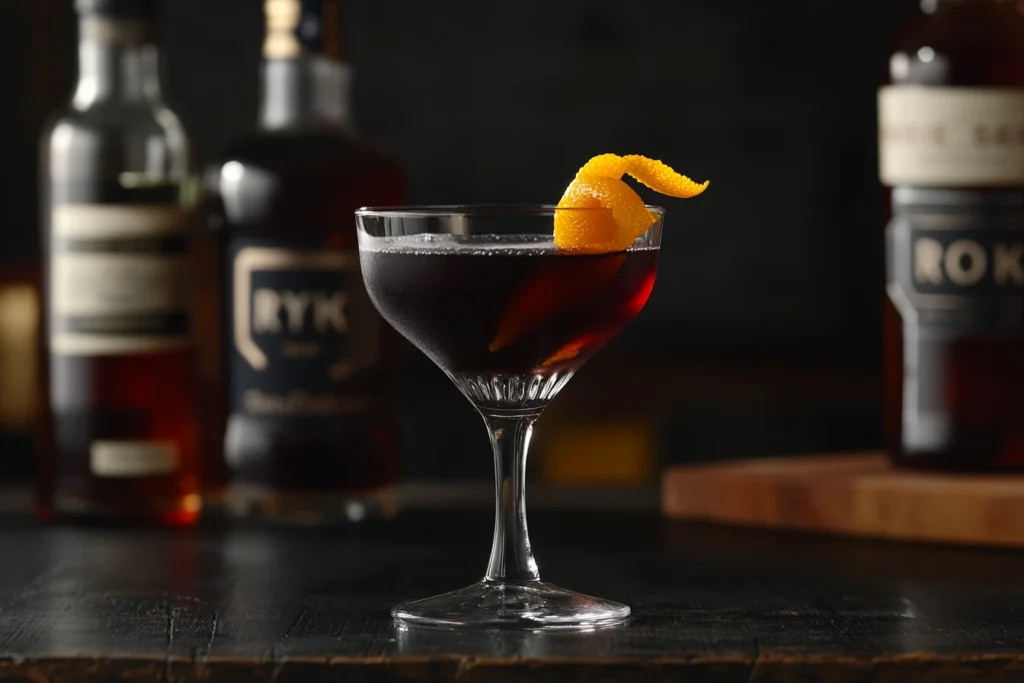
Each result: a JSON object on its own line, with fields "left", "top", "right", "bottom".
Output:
{"left": 488, "top": 154, "right": 706, "bottom": 354}
{"left": 554, "top": 154, "right": 708, "bottom": 253}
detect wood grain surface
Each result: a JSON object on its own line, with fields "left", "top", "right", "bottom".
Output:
{"left": 662, "top": 452, "right": 1024, "bottom": 548}
{"left": 1, "top": 504, "right": 1024, "bottom": 681}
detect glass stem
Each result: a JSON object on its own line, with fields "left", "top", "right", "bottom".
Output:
{"left": 482, "top": 413, "right": 541, "bottom": 584}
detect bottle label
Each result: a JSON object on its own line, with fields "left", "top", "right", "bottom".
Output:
{"left": 80, "top": 17, "right": 152, "bottom": 45}
{"left": 49, "top": 204, "right": 191, "bottom": 355}
{"left": 228, "top": 240, "right": 380, "bottom": 422}
{"left": 887, "top": 189, "right": 1024, "bottom": 330}
{"left": 89, "top": 440, "right": 178, "bottom": 478}
{"left": 878, "top": 86, "right": 1024, "bottom": 187}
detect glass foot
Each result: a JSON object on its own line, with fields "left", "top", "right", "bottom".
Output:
{"left": 392, "top": 581, "right": 630, "bottom": 630}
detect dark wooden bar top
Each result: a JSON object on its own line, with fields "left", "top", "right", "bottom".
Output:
{"left": 0, "top": 485, "right": 1023, "bottom": 683}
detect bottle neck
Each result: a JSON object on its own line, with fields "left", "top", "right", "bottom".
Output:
{"left": 258, "top": 56, "right": 351, "bottom": 131}
{"left": 73, "top": 16, "right": 161, "bottom": 108}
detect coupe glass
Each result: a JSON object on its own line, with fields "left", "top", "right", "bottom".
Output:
{"left": 355, "top": 205, "right": 663, "bottom": 630}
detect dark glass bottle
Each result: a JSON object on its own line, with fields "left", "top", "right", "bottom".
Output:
{"left": 881, "top": 0, "right": 1024, "bottom": 470}
{"left": 209, "top": 0, "right": 405, "bottom": 522}
{"left": 38, "top": 0, "right": 201, "bottom": 523}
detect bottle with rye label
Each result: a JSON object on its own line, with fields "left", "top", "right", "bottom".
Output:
{"left": 881, "top": 0, "right": 1024, "bottom": 470}
{"left": 210, "top": 0, "right": 405, "bottom": 522}
{"left": 38, "top": 0, "right": 201, "bottom": 522}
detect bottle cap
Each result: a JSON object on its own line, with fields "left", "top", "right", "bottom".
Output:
{"left": 264, "top": 0, "right": 343, "bottom": 60}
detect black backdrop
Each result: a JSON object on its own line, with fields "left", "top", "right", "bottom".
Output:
{"left": 0, "top": 0, "right": 920, "bottom": 479}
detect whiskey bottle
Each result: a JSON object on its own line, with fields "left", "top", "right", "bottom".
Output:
{"left": 210, "top": 0, "right": 405, "bottom": 522}
{"left": 38, "top": 0, "right": 201, "bottom": 522}
{"left": 881, "top": 0, "right": 1024, "bottom": 470}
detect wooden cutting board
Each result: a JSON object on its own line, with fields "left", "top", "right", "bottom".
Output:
{"left": 662, "top": 452, "right": 1024, "bottom": 548}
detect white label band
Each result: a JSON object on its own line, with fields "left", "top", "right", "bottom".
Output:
{"left": 52, "top": 204, "right": 186, "bottom": 240}
{"left": 878, "top": 86, "right": 1024, "bottom": 187}
{"left": 49, "top": 204, "right": 190, "bottom": 355}
{"left": 51, "top": 253, "right": 188, "bottom": 316}
{"left": 90, "top": 440, "right": 179, "bottom": 478}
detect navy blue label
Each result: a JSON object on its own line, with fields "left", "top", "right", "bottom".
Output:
{"left": 228, "top": 239, "right": 380, "bottom": 422}
{"left": 887, "top": 189, "right": 1024, "bottom": 329}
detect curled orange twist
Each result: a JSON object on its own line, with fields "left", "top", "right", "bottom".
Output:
{"left": 488, "top": 154, "right": 708, "bottom": 354}
{"left": 554, "top": 154, "right": 709, "bottom": 253}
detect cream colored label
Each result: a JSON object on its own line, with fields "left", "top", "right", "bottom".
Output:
{"left": 264, "top": 0, "right": 302, "bottom": 58}
{"left": 52, "top": 204, "right": 185, "bottom": 240}
{"left": 50, "top": 204, "right": 190, "bottom": 355}
{"left": 879, "top": 86, "right": 1024, "bottom": 187}
{"left": 52, "top": 254, "right": 187, "bottom": 318}
{"left": 80, "top": 18, "right": 152, "bottom": 45}
{"left": 90, "top": 440, "right": 178, "bottom": 478}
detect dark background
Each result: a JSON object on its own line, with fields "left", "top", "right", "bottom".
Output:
{"left": 1, "top": 0, "right": 920, "bottom": 481}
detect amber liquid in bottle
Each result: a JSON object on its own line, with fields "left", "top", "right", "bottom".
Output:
{"left": 882, "top": 0, "right": 1024, "bottom": 471}
{"left": 209, "top": 0, "right": 405, "bottom": 522}
{"left": 38, "top": 0, "right": 201, "bottom": 523}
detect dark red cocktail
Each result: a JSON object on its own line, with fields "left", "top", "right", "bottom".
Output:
{"left": 360, "top": 235, "right": 658, "bottom": 380}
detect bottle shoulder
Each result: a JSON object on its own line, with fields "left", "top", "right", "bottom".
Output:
{"left": 43, "top": 102, "right": 190, "bottom": 156}
{"left": 218, "top": 127, "right": 403, "bottom": 175}
{"left": 45, "top": 100, "right": 185, "bottom": 134}
{"left": 42, "top": 101, "right": 192, "bottom": 180}
{"left": 209, "top": 127, "right": 407, "bottom": 234}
